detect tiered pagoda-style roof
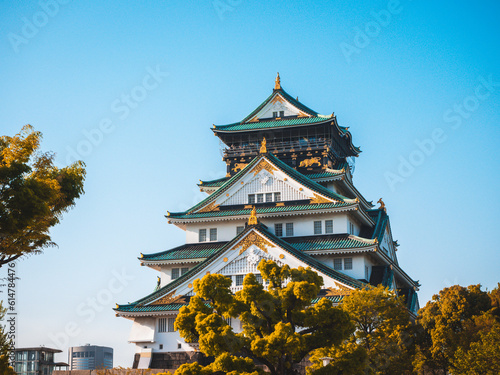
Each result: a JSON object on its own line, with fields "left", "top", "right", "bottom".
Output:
{"left": 213, "top": 73, "right": 360, "bottom": 177}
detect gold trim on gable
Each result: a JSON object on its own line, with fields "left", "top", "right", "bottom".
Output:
{"left": 150, "top": 291, "right": 187, "bottom": 306}
{"left": 251, "top": 159, "right": 278, "bottom": 176}
{"left": 197, "top": 201, "right": 220, "bottom": 213}
{"left": 310, "top": 193, "right": 333, "bottom": 205}
{"left": 237, "top": 232, "right": 273, "bottom": 255}
{"left": 325, "top": 285, "right": 353, "bottom": 296}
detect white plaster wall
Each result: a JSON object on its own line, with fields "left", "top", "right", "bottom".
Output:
{"left": 186, "top": 221, "right": 246, "bottom": 243}
{"left": 159, "top": 265, "right": 194, "bottom": 287}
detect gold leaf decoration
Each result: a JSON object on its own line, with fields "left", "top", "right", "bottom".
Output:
{"left": 251, "top": 159, "right": 277, "bottom": 176}
{"left": 151, "top": 291, "right": 187, "bottom": 306}
{"left": 237, "top": 232, "right": 273, "bottom": 255}
{"left": 197, "top": 201, "right": 220, "bottom": 213}
{"left": 310, "top": 193, "right": 333, "bottom": 205}
{"left": 325, "top": 285, "right": 353, "bottom": 296}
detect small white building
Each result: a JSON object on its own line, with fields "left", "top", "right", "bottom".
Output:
{"left": 115, "top": 74, "right": 419, "bottom": 370}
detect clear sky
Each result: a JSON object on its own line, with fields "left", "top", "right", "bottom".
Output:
{"left": 1, "top": 0, "right": 499, "bottom": 368}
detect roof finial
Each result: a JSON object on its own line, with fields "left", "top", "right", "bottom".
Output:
{"left": 377, "top": 198, "right": 386, "bottom": 212}
{"left": 260, "top": 137, "right": 267, "bottom": 153}
{"left": 248, "top": 206, "right": 258, "bottom": 225}
{"left": 274, "top": 72, "right": 281, "bottom": 90}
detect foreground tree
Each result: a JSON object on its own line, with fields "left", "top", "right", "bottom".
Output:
{"left": 414, "top": 284, "right": 495, "bottom": 374}
{"left": 309, "top": 285, "right": 414, "bottom": 375}
{"left": 175, "top": 260, "right": 353, "bottom": 375}
{"left": 0, "top": 125, "right": 85, "bottom": 266}
{"left": 0, "top": 303, "right": 15, "bottom": 375}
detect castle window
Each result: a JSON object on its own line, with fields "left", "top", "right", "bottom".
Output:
{"left": 158, "top": 317, "right": 175, "bottom": 332}
{"left": 248, "top": 194, "right": 256, "bottom": 204}
{"left": 325, "top": 220, "right": 333, "bottom": 234}
{"left": 273, "top": 111, "right": 278, "bottom": 118}
{"left": 314, "top": 221, "right": 322, "bottom": 234}
{"left": 274, "top": 192, "right": 281, "bottom": 201}
{"left": 257, "top": 194, "right": 264, "bottom": 203}
{"left": 172, "top": 268, "right": 180, "bottom": 279}
{"left": 225, "top": 317, "right": 232, "bottom": 326}
{"left": 177, "top": 343, "right": 182, "bottom": 349}
{"left": 181, "top": 267, "right": 189, "bottom": 275}
{"left": 275, "top": 223, "right": 283, "bottom": 237}
{"left": 348, "top": 221, "right": 355, "bottom": 235}
{"left": 199, "top": 229, "right": 207, "bottom": 242}
{"left": 344, "top": 258, "right": 353, "bottom": 270}
{"left": 210, "top": 228, "right": 217, "bottom": 241}
{"left": 334, "top": 258, "right": 342, "bottom": 270}
{"left": 266, "top": 193, "right": 273, "bottom": 202}
{"left": 255, "top": 274, "right": 263, "bottom": 284}
{"left": 236, "top": 275, "right": 244, "bottom": 286}
{"left": 236, "top": 226, "right": 244, "bottom": 235}
{"left": 285, "top": 223, "right": 294, "bottom": 237}
{"left": 159, "top": 345, "right": 163, "bottom": 350}
{"left": 279, "top": 110, "right": 284, "bottom": 117}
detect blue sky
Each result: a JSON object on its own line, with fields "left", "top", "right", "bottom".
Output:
{"left": 1, "top": 0, "right": 499, "bottom": 368}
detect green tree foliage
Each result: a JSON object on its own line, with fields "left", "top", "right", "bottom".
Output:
{"left": 0, "top": 125, "right": 86, "bottom": 267}
{"left": 0, "top": 303, "right": 15, "bottom": 375}
{"left": 309, "top": 285, "right": 414, "bottom": 375}
{"left": 414, "top": 284, "right": 495, "bottom": 374}
{"left": 175, "top": 260, "right": 353, "bottom": 375}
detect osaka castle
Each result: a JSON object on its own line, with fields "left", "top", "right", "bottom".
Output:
{"left": 115, "top": 74, "right": 420, "bottom": 370}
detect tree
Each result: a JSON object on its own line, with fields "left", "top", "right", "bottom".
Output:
{"left": 414, "top": 284, "right": 492, "bottom": 374}
{"left": 0, "top": 125, "right": 85, "bottom": 267}
{"left": 308, "top": 285, "right": 414, "bottom": 375}
{"left": 0, "top": 303, "right": 15, "bottom": 375}
{"left": 174, "top": 260, "right": 354, "bottom": 375}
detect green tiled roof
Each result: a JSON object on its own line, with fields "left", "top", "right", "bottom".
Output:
{"left": 286, "top": 234, "right": 376, "bottom": 252}
{"left": 141, "top": 242, "right": 227, "bottom": 261}
{"left": 303, "top": 170, "right": 343, "bottom": 180}
{"left": 116, "top": 224, "right": 364, "bottom": 313}
{"left": 213, "top": 116, "right": 332, "bottom": 132}
{"left": 168, "top": 201, "right": 353, "bottom": 220}
{"left": 168, "top": 152, "right": 354, "bottom": 220}
{"left": 311, "top": 295, "right": 345, "bottom": 304}
{"left": 116, "top": 303, "right": 187, "bottom": 313}
{"left": 367, "top": 209, "right": 389, "bottom": 242}
{"left": 198, "top": 177, "right": 229, "bottom": 188}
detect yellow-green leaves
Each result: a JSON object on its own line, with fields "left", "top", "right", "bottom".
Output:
{"left": 0, "top": 125, "right": 86, "bottom": 266}
{"left": 175, "top": 260, "right": 352, "bottom": 375}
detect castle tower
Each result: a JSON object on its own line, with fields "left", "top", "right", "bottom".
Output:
{"left": 115, "top": 75, "right": 419, "bottom": 370}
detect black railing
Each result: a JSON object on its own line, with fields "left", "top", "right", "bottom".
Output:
{"left": 223, "top": 139, "right": 331, "bottom": 158}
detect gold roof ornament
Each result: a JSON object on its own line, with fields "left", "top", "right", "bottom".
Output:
{"left": 377, "top": 198, "right": 386, "bottom": 212}
{"left": 260, "top": 137, "right": 267, "bottom": 153}
{"left": 248, "top": 206, "right": 258, "bottom": 225}
{"left": 274, "top": 72, "right": 281, "bottom": 90}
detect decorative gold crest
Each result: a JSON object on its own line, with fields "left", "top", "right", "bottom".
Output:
{"left": 325, "top": 284, "right": 353, "bottom": 296}
{"left": 150, "top": 290, "right": 187, "bottom": 306}
{"left": 248, "top": 206, "right": 258, "bottom": 225}
{"left": 251, "top": 159, "right": 277, "bottom": 176}
{"left": 310, "top": 193, "right": 333, "bottom": 205}
{"left": 236, "top": 232, "right": 273, "bottom": 255}
{"left": 197, "top": 201, "right": 220, "bottom": 213}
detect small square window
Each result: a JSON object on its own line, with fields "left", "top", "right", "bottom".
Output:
{"left": 248, "top": 194, "right": 255, "bottom": 204}
{"left": 265, "top": 193, "right": 273, "bottom": 202}
{"left": 172, "top": 268, "right": 180, "bottom": 279}
{"left": 285, "top": 223, "right": 294, "bottom": 237}
{"left": 255, "top": 274, "right": 263, "bottom": 284}
{"left": 334, "top": 259, "right": 342, "bottom": 270}
{"left": 279, "top": 111, "right": 284, "bottom": 117}
{"left": 236, "top": 275, "right": 244, "bottom": 286}
{"left": 159, "top": 344, "right": 163, "bottom": 349}
{"left": 199, "top": 229, "right": 207, "bottom": 242}
{"left": 274, "top": 192, "right": 281, "bottom": 202}
{"left": 236, "top": 226, "right": 244, "bottom": 235}
{"left": 344, "top": 258, "right": 353, "bottom": 270}
{"left": 325, "top": 220, "right": 333, "bottom": 234}
{"left": 181, "top": 267, "right": 189, "bottom": 275}
{"left": 275, "top": 223, "right": 283, "bottom": 237}
{"left": 177, "top": 343, "right": 182, "bottom": 349}
{"left": 210, "top": 228, "right": 217, "bottom": 241}
{"left": 257, "top": 193, "right": 264, "bottom": 203}
{"left": 314, "top": 221, "right": 322, "bottom": 234}
{"left": 273, "top": 111, "right": 278, "bottom": 118}
{"left": 225, "top": 317, "right": 232, "bottom": 326}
